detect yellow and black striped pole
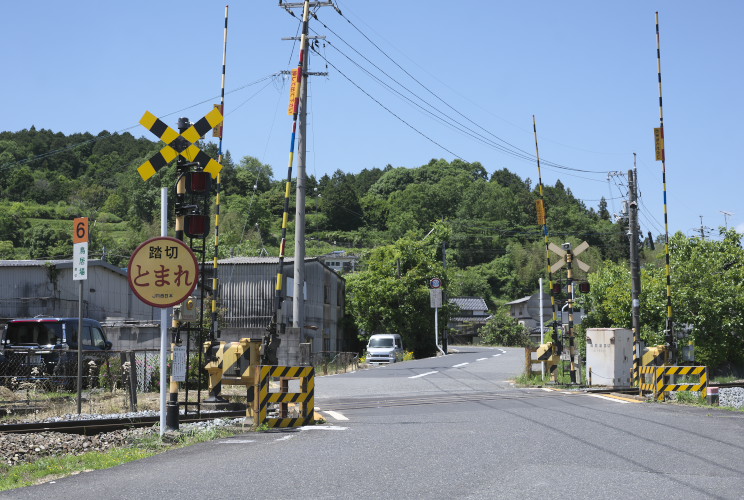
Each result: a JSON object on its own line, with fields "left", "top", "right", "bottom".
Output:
{"left": 265, "top": 0, "right": 311, "bottom": 365}
{"left": 656, "top": 12, "right": 675, "bottom": 362}
{"left": 533, "top": 116, "right": 560, "bottom": 382}
{"left": 211, "top": 4, "right": 229, "bottom": 343}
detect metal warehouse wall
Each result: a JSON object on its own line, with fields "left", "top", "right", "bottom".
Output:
{"left": 212, "top": 257, "right": 346, "bottom": 353}
{"left": 0, "top": 260, "right": 158, "bottom": 323}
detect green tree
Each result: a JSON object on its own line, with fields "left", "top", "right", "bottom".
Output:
{"left": 346, "top": 223, "right": 450, "bottom": 357}
{"left": 319, "top": 170, "right": 363, "bottom": 231}
{"left": 583, "top": 230, "right": 744, "bottom": 370}
{"left": 479, "top": 308, "right": 533, "bottom": 347}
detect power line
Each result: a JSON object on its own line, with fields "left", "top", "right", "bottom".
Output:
{"left": 0, "top": 73, "right": 280, "bottom": 172}
{"left": 319, "top": 9, "right": 610, "bottom": 175}
{"left": 310, "top": 47, "right": 464, "bottom": 159}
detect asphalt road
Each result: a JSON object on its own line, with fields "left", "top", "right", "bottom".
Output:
{"left": 5, "top": 346, "right": 744, "bottom": 499}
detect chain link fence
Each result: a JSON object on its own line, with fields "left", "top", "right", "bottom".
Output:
{"left": 1, "top": 349, "right": 361, "bottom": 419}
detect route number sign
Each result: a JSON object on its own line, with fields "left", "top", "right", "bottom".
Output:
{"left": 73, "top": 217, "right": 89, "bottom": 281}
{"left": 128, "top": 236, "right": 199, "bottom": 308}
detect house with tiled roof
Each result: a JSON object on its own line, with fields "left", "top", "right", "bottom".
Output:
{"left": 447, "top": 296, "right": 490, "bottom": 343}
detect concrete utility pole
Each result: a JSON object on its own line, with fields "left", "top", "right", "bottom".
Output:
{"left": 280, "top": 1, "right": 334, "bottom": 342}
{"left": 628, "top": 158, "right": 641, "bottom": 385}
{"left": 292, "top": 1, "right": 311, "bottom": 335}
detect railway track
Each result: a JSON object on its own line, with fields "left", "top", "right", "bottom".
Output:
{"left": 0, "top": 410, "right": 249, "bottom": 436}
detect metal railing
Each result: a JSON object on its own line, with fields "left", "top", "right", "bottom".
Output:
{"left": 310, "top": 351, "right": 359, "bottom": 376}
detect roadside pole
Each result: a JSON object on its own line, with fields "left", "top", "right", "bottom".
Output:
{"left": 159, "top": 188, "right": 168, "bottom": 436}
{"left": 539, "top": 278, "right": 545, "bottom": 378}
{"left": 72, "top": 217, "right": 89, "bottom": 415}
{"left": 430, "top": 278, "right": 444, "bottom": 355}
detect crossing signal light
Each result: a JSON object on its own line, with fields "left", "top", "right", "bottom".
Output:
{"left": 552, "top": 283, "right": 561, "bottom": 294}
{"left": 184, "top": 214, "right": 210, "bottom": 238}
{"left": 185, "top": 171, "right": 212, "bottom": 195}
{"left": 579, "top": 282, "right": 590, "bottom": 293}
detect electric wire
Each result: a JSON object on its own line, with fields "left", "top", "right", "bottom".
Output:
{"left": 310, "top": 47, "right": 464, "bottom": 160}
{"left": 0, "top": 73, "right": 281, "bottom": 172}
{"left": 319, "top": 10, "right": 610, "bottom": 175}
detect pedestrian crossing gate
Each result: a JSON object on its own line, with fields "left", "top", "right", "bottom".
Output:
{"left": 137, "top": 108, "right": 224, "bottom": 181}
{"left": 639, "top": 365, "right": 707, "bottom": 401}
{"left": 256, "top": 365, "right": 315, "bottom": 428}
{"left": 525, "top": 343, "right": 559, "bottom": 382}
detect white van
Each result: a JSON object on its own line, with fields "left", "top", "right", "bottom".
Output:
{"left": 365, "top": 333, "right": 404, "bottom": 364}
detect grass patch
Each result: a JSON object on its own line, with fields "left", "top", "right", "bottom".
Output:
{"left": 514, "top": 370, "right": 575, "bottom": 387}
{"left": 0, "top": 447, "right": 155, "bottom": 491}
{"left": 0, "top": 425, "right": 242, "bottom": 491}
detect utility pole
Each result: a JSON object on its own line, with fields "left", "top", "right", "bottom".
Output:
{"left": 279, "top": 0, "right": 334, "bottom": 354}
{"left": 629, "top": 156, "right": 641, "bottom": 386}
{"left": 291, "top": 1, "right": 311, "bottom": 337}
{"left": 441, "top": 231, "right": 448, "bottom": 355}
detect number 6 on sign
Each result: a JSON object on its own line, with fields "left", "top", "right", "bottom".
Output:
{"left": 74, "top": 217, "right": 89, "bottom": 243}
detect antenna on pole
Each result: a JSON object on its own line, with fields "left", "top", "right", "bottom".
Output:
{"left": 720, "top": 210, "right": 734, "bottom": 228}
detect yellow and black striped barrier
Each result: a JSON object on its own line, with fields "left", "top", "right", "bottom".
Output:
{"left": 639, "top": 365, "right": 707, "bottom": 401}
{"left": 525, "top": 343, "right": 559, "bottom": 382}
{"left": 256, "top": 365, "right": 315, "bottom": 428}
{"left": 203, "top": 338, "right": 261, "bottom": 402}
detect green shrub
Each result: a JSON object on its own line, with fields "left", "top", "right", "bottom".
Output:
{"left": 479, "top": 308, "right": 534, "bottom": 348}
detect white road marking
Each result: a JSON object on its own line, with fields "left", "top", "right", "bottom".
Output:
{"left": 541, "top": 388, "right": 554, "bottom": 392}
{"left": 476, "top": 357, "right": 488, "bottom": 361}
{"left": 561, "top": 391, "right": 574, "bottom": 394}
{"left": 492, "top": 354, "right": 502, "bottom": 357}
{"left": 409, "top": 371, "right": 439, "bottom": 379}
{"left": 300, "top": 425, "right": 348, "bottom": 431}
{"left": 220, "top": 439, "right": 256, "bottom": 444}
{"left": 275, "top": 435, "right": 295, "bottom": 441}
{"left": 324, "top": 410, "right": 349, "bottom": 421}
{"left": 589, "top": 394, "right": 632, "bottom": 404}
{"left": 452, "top": 362, "right": 469, "bottom": 368}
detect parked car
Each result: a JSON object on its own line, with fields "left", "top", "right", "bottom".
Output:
{"left": 365, "top": 333, "right": 404, "bottom": 364}
{"left": 0, "top": 317, "right": 112, "bottom": 388}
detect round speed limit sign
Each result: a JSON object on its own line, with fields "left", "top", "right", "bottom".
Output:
{"left": 430, "top": 277, "right": 442, "bottom": 289}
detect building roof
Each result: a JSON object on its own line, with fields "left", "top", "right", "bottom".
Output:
{"left": 217, "top": 256, "right": 319, "bottom": 265}
{"left": 450, "top": 315, "right": 491, "bottom": 324}
{"left": 0, "top": 259, "right": 126, "bottom": 277}
{"left": 448, "top": 297, "right": 488, "bottom": 312}
{"left": 504, "top": 296, "right": 532, "bottom": 306}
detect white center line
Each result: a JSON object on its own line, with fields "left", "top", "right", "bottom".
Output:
{"left": 492, "top": 354, "right": 502, "bottom": 357}
{"left": 452, "top": 362, "right": 469, "bottom": 368}
{"left": 324, "top": 410, "right": 349, "bottom": 421}
{"left": 219, "top": 439, "right": 256, "bottom": 444}
{"left": 476, "top": 357, "right": 488, "bottom": 361}
{"left": 409, "top": 371, "right": 439, "bottom": 379}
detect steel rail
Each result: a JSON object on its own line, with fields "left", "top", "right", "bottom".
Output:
{"left": 0, "top": 410, "right": 248, "bottom": 436}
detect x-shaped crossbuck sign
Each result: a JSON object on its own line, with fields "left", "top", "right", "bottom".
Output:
{"left": 137, "top": 108, "right": 224, "bottom": 181}
{"left": 549, "top": 241, "right": 591, "bottom": 274}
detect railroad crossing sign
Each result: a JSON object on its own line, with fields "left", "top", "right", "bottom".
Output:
{"left": 128, "top": 236, "right": 199, "bottom": 308}
{"left": 137, "top": 108, "right": 224, "bottom": 181}
{"left": 549, "top": 241, "right": 590, "bottom": 273}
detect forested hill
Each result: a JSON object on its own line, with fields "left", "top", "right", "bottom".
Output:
{"left": 0, "top": 127, "right": 627, "bottom": 301}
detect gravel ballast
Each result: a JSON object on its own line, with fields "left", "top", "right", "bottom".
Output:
{"left": 0, "top": 415, "right": 244, "bottom": 468}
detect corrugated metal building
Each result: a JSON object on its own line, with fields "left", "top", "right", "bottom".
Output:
{"left": 0, "top": 259, "right": 160, "bottom": 349}
{"left": 0, "top": 259, "right": 157, "bottom": 322}
{"left": 212, "top": 257, "right": 347, "bottom": 354}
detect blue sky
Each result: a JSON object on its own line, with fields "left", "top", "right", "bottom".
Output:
{"left": 2, "top": 1, "right": 742, "bottom": 238}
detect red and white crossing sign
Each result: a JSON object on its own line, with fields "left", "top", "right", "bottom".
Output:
{"left": 128, "top": 236, "right": 199, "bottom": 308}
